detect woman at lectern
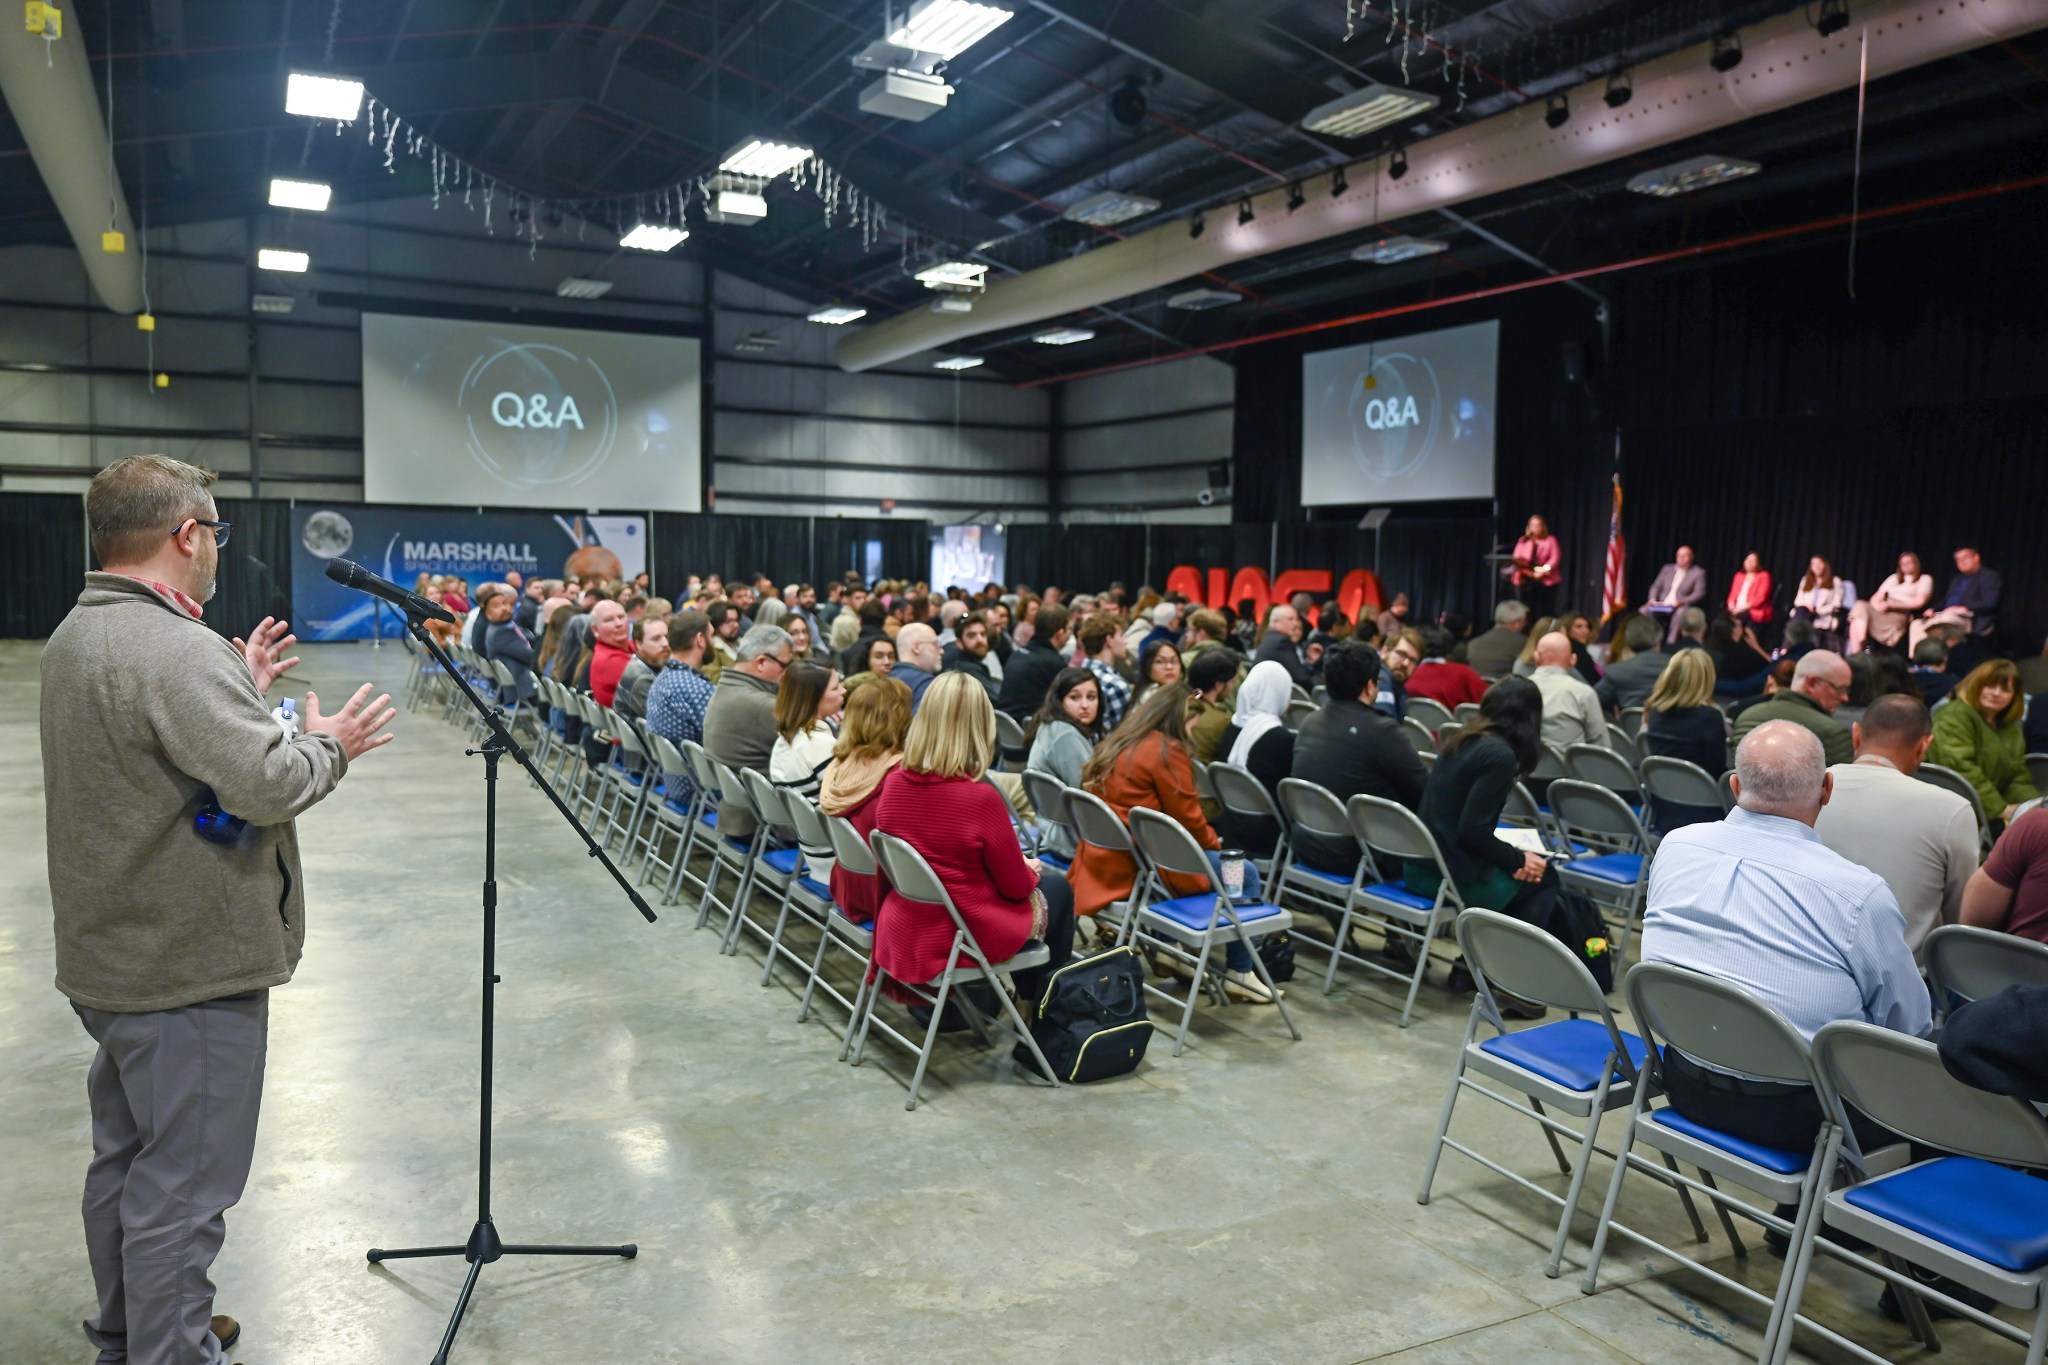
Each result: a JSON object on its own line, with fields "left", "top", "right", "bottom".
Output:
{"left": 1508, "top": 514, "right": 1561, "bottom": 620}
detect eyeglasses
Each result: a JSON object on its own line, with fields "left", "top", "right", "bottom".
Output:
{"left": 175, "top": 517, "right": 232, "bottom": 547}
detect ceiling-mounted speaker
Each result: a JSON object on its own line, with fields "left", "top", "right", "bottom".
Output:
{"left": 1110, "top": 78, "right": 1148, "bottom": 127}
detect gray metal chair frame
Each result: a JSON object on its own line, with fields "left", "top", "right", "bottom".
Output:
{"left": 666, "top": 741, "right": 724, "bottom": 907}
{"left": 1063, "top": 787, "right": 1148, "bottom": 938}
{"left": 992, "top": 709, "right": 1028, "bottom": 771}
{"left": 1327, "top": 794, "right": 1463, "bottom": 1027}
{"left": 1600, "top": 726, "right": 1641, "bottom": 770}
{"left": 721, "top": 768, "right": 798, "bottom": 957}
{"left": 695, "top": 761, "right": 765, "bottom": 936}
{"left": 1923, "top": 923, "right": 2048, "bottom": 1012}
{"left": 597, "top": 714, "right": 654, "bottom": 855}
{"left": 1126, "top": 806, "right": 1301, "bottom": 1057}
{"left": 796, "top": 812, "right": 886, "bottom": 1052}
{"left": 1639, "top": 755, "right": 1724, "bottom": 827}
{"left": 850, "top": 831, "right": 1061, "bottom": 1110}
{"left": 1205, "top": 762, "right": 1290, "bottom": 886}
{"left": 1545, "top": 779, "right": 1653, "bottom": 961}
{"left": 1402, "top": 716, "right": 1439, "bottom": 755}
{"left": 1453, "top": 702, "right": 1484, "bottom": 726}
{"left": 1808, "top": 1022, "right": 2048, "bottom": 1365}
{"left": 1406, "top": 696, "right": 1455, "bottom": 734}
{"left": 1272, "top": 778, "right": 1371, "bottom": 943}
{"left": 1529, "top": 741, "right": 1570, "bottom": 788}
{"left": 2028, "top": 752, "right": 2048, "bottom": 798}
{"left": 1019, "top": 769, "right": 1077, "bottom": 866}
{"left": 1435, "top": 720, "right": 1463, "bottom": 746}
{"left": 1616, "top": 705, "right": 1646, "bottom": 739}
{"left": 634, "top": 735, "right": 700, "bottom": 894}
{"left": 1284, "top": 698, "right": 1318, "bottom": 732}
{"left": 1718, "top": 768, "right": 1739, "bottom": 812}
{"left": 1564, "top": 743, "right": 1643, "bottom": 806}
{"left": 1419, "top": 909, "right": 1683, "bottom": 1278}
{"left": 759, "top": 793, "right": 840, "bottom": 989}
{"left": 1916, "top": 761, "right": 1995, "bottom": 854}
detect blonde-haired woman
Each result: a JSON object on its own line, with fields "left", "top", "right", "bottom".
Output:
{"left": 1641, "top": 648, "right": 1729, "bottom": 831}
{"left": 869, "top": 672, "right": 1073, "bottom": 1004}
{"left": 818, "top": 676, "right": 913, "bottom": 925}
{"left": 1929, "top": 659, "right": 2039, "bottom": 827}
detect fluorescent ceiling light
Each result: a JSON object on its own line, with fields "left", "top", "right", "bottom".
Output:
{"left": 734, "top": 332, "right": 781, "bottom": 353}
{"left": 807, "top": 304, "right": 868, "bottom": 324}
{"left": 1167, "top": 287, "right": 1237, "bottom": 311}
{"left": 556, "top": 277, "right": 614, "bottom": 300}
{"left": 1301, "top": 82, "right": 1439, "bottom": 140}
{"left": 933, "top": 355, "right": 984, "bottom": 370}
{"left": 1625, "top": 154, "right": 1762, "bottom": 198}
{"left": 267, "top": 178, "right": 332, "bottom": 211}
{"left": 914, "top": 260, "right": 987, "bottom": 291}
{"left": 1351, "top": 234, "right": 1449, "bottom": 265}
{"left": 1032, "top": 327, "right": 1095, "bottom": 345}
{"left": 285, "top": 72, "right": 365, "bottom": 122}
{"left": 719, "top": 138, "right": 814, "bottom": 180}
{"left": 619, "top": 223, "right": 688, "bottom": 251}
{"left": 930, "top": 296, "right": 974, "bottom": 315}
{"left": 251, "top": 294, "right": 295, "bottom": 314}
{"left": 887, "top": 0, "right": 1014, "bottom": 61}
{"left": 256, "top": 248, "right": 309, "bottom": 273}
{"left": 1063, "top": 190, "right": 1160, "bottom": 227}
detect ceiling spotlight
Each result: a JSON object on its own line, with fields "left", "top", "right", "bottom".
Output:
{"left": 807, "top": 304, "right": 867, "bottom": 325}
{"left": 1188, "top": 212, "right": 1205, "bottom": 239}
{"left": 1109, "top": 77, "right": 1149, "bottom": 128}
{"left": 1605, "top": 71, "right": 1633, "bottom": 109}
{"left": 1815, "top": 0, "right": 1850, "bottom": 37}
{"left": 256, "top": 248, "right": 309, "bottom": 273}
{"left": 1063, "top": 190, "right": 1161, "bottom": 227}
{"left": 619, "top": 223, "right": 688, "bottom": 251}
{"left": 284, "top": 72, "right": 364, "bottom": 122}
{"left": 1388, "top": 145, "right": 1409, "bottom": 180}
{"left": 1286, "top": 181, "right": 1305, "bottom": 213}
{"left": 556, "top": 277, "right": 614, "bottom": 300}
{"left": 1237, "top": 197, "right": 1254, "bottom": 227}
{"left": 719, "top": 137, "right": 813, "bottom": 180}
{"left": 1301, "top": 81, "right": 1439, "bottom": 140}
{"left": 1351, "top": 234, "right": 1448, "bottom": 265}
{"left": 887, "top": 0, "right": 1015, "bottom": 61}
{"left": 1331, "top": 165, "right": 1349, "bottom": 196}
{"left": 1032, "top": 327, "right": 1095, "bottom": 345}
{"left": 267, "top": 178, "right": 332, "bottom": 211}
{"left": 933, "top": 355, "right": 985, "bottom": 371}
{"left": 1625, "top": 154, "right": 1762, "bottom": 197}
{"left": 1710, "top": 31, "right": 1744, "bottom": 73}
{"left": 1544, "top": 93, "right": 1569, "bottom": 129}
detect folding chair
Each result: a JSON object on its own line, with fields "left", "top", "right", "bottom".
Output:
{"left": 635, "top": 735, "right": 701, "bottom": 893}
{"left": 1189, "top": 758, "right": 1216, "bottom": 807}
{"left": 992, "top": 709, "right": 1028, "bottom": 772}
{"left": 1436, "top": 720, "right": 1463, "bottom": 746}
{"left": 597, "top": 718, "right": 655, "bottom": 855}
{"left": 1602, "top": 727, "right": 1641, "bottom": 769}
{"left": 1019, "top": 769, "right": 1077, "bottom": 872}
{"left": 1453, "top": 702, "right": 1483, "bottom": 726}
{"left": 1616, "top": 705, "right": 1646, "bottom": 739}
{"left": 666, "top": 741, "right": 724, "bottom": 906}
{"left": 1402, "top": 716, "right": 1439, "bottom": 755}
{"left": 1418, "top": 909, "right": 1666, "bottom": 1278}
{"left": 1284, "top": 698, "right": 1317, "bottom": 731}
{"left": 1718, "top": 768, "right": 1739, "bottom": 813}
{"left": 1206, "top": 762, "right": 1289, "bottom": 885}
{"left": 723, "top": 769, "right": 802, "bottom": 958}
{"left": 1336, "top": 794, "right": 1464, "bottom": 1027}
{"left": 695, "top": 761, "right": 763, "bottom": 935}
{"left": 1529, "top": 741, "right": 1570, "bottom": 795}
{"left": 797, "top": 812, "right": 883, "bottom": 1050}
{"left": 1564, "top": 743, "right": 1642, "bottom": 811}
{"left": 1127, "top": 806, "right": 1301, "bottom": 1056}
{"left": 1917, "top": 762, "right": 1994, "bottom": 854}
{"left": 1272, "top": 778, "right": 1370, "bottom": 950}
{"left": 2028, "top": 752, "right": 2048, "bottom": 796}
{"left": 1639, "top": 755, "right": 1725, "bottom": 835}
{"left": 1546, "top": 779, "right": 1652, "bottom": 961}
{"left": 1924, "top": 924, "right": 2048, "bottom": 1014}
{"left": 760, "top": 794, "right": 840, "bottom": 990}
{"left": 1809, "top": 1022, "right": 2048, "bottom": 1365}
{"left": 1064, "top": 787, "right": 1149, "bottom": 941}
{"left": 1581, "top": 965, "right": 1896, "bottom": 1365}
{"left": 567, "top": 694, "right": 610, "bottom": 825}
{"left": 1407, "top": 696, "right": 1454, "bottom": 734}
{"left": 851, "top": 831, "right": 1061, "bottom": 1110}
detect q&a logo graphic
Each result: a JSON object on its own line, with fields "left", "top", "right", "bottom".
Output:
{"left": 457, "top": 341, "right": 619, "bottom": 492}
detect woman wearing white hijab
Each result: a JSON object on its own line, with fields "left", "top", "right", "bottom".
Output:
{"left": 1214, "top": 660, "right": 1297, "bottom": 863}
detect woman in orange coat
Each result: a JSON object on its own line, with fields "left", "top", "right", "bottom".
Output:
{"left": 1066, "top": 683, "right": 1276, "bottom": 1002}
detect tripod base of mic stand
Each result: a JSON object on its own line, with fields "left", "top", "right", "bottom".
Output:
{"left": 368, "top": 1220, "right": 636, "bottom": 1365}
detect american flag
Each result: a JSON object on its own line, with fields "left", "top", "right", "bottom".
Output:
{"left": 1601, "top": 474, "right": 1627, "bottom": 622}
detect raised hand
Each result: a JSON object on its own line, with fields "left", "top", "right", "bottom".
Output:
{"left": 304, "top": 684, "right": 398, "bottom": 761}
{"left": 235, "top": 616, "right": 301, "bottom": 693}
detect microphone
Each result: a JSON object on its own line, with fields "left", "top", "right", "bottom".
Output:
{"left": 324, "top": 558, "right": 458, "bottom": 624}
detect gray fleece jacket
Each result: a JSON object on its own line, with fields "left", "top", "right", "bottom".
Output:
{"left": 42, "top": 574, "right": 349, "bottom": 1012}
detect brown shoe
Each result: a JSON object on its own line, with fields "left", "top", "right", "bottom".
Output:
{"left": 211, "top": 1314, "right": 241, "bottom": 1350}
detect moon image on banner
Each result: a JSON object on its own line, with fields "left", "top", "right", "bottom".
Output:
{"left": 300, "top": 510, "right": 354, "bottom": 560}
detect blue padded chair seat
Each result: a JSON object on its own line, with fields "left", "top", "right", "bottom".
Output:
{"left": 1287, "top": 862, "right": 1353, "bottom": 887}
{"left": 1563, "top": 852, "right": 1645, "bottom": 885}
{"left": 1649, "top": 1108, "right": 1809, "bottom": 1174}
{"left": 1478, "top": 1018, "right": 1651, "bottom": 1092}
{"left": 1147, "top": 894, "right": 1285, "bottom": 932}
{"left": 1038, "top": 851, "right": 1071, "bottom": 872}
{"left": 761, "top": 848, "right": 803, "bottom": 875}
{"left": 795, "top": 876, "right": 832, "bottom": 901}
{"left": 1360, "top": 880, "right": 1435, "bottom": 912}
{"left": 721, "top": 835, "right": 753, "bottom": 855}
{"left": 698, "top": 809, "right": 719, "bottom": 829}
{"left": 662, "top": 797, "right": 692, "bottom": 816}
{"left": 1844, "top": 1157, "right": 2048, "bottom": 1272}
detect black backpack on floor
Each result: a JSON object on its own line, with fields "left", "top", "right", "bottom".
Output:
{"left": 1013, "top": 945, "right": 1153, "bottom": 1083}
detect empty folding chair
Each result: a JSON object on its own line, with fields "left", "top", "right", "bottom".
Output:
{"left": 1019, "top": 769, "right": 1077, "bottom": 873}
{"left": 1418, "top": 909, "right": 1666, "bottom": 1278}
{"left": 1581, "top": 964, "right": 1897, "bottom": 1365}
{"left": 1402, "top": 716, "right": 1439, "bottom": 756}
{"left": 1205, "top": 761, "right": 1289, "bottom": 885}
{"left": 1407, "top": 696, "right": 1454, "bottom": 734}
{"left": 1808, "top": 1022, "right": 2048, "bottom": 1365}
{"left": 992, "top": 709, "right": 1028, "bottom": 773}
{"left": 1917, "top": 762, "right": 1994, "bottom": 854}
{"left": 797, "top": 812, "right": 885, "bottom": 1049}
{"left": 1126, "top": 806, "right": 1301, "bottom": 1056}
{"left": 1546, "top": 779, "right": 1652, "bottom": 961}
{"left": 1924, "top": 923, "right": 2048, "bottom": 1013}
{"left": 1336, "top": 794, "right": 1465, "bottom": 1027}
{"left": 1616, "top": 705, "right": 1646, "bottom": 739}
{"left": 1453, "top": 702, "right": 1484, "bottom": 726}
{"left": 851, "top": 831, "right": 1061, "bottom": 1110}
{"left": 1602, "top": 726, "right": 1641, "bottom": 769}
{"left": 760, "top": 795, "right": 840, "bottom": 990}
{"left": 1284, "top": 698, "right": 1317, "bottom": 732}
{"left": 1272, "top": 777, "right": 1370, "bottom": 954}
{"left": 636, "top": 735, "right": 703, "bottom": 894}
{"left": 1564, "top": 742, "right": 1642, "bottom": 812}
{"left": 1638, "top": 755, "right": 1725, "bottom": 835}
{"left": 721, "top": 769, "right": 802, "bottom": 957}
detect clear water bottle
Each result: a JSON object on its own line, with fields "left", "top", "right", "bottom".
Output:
{"left": 274, "top": 696, "right": 298, "bottom": 738}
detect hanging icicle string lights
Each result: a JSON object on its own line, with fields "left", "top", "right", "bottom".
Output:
{"left": 315, "top": 93, "right": 892, "bottom": 255}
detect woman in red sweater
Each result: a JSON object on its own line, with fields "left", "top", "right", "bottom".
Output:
{"left": 871, "top": 672, "right": 1074, "bottom": 1003}
{"left": 818, "top": 676, "right": 913, "bottom": 924}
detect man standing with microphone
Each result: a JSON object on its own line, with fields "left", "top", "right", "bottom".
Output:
{"left": 42, "top": 455, "right": 396, "bottom": 1364}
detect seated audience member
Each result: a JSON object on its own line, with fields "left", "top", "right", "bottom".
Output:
{"left": 1790, "top": 556, "right": 1846, "bottom": 651}
{"left": 482, "top": 587, "right": 539, "bottom": 705}
{"left": 1528, "top": 630, "right": 1609, "bottom": 749}
{"left": 581, "top": 598, "right": 633, "bottom": 726}
{"left": 1139, "top": 601, "right": 1182, "bottom": 657}
{"left": 1406, "top": 625, "right": 1487, "bottom": 711}
{"left": 817, "top": 678, "right": 915, "bottom": 926}
{"left": 613, "top": 615, "right": 670, "bottom": 724}
{"left": 1375, "top": 628, "right": 1423, "bottom": 722}
{"left": 1465, "top": 600, "right": 1531, "bottom": 681}
{"left": 1594, "top": 615, "right": 1668, "bottom": 713}
{"left": 1938, "top": 984, "right": 2048, "bottom": 1104}
{"left": 1730, "top": 658, "right": 1798, "bottom": 723}
{"left": 1861, "top": 552, "right": 1932, "bottom": 651}
{"left": 1132, "top": 639, "right": 1184, "bottom": 709}
{"left": 1725, "top": 552, "right": 1773, "bottom": 625}
{"left": 1911, "top": 544, "right": 2002, "bottom": 651}
{"left": 1668, "top": 607, "right": 1710, "bottom": 653}
{"left": 1376, "top": 592, "right": 1412, "bottom": 639}
{"left": 1407, "top": 677, "right": 1562, "bottom": 1017}
{"left": 466, "top": 582, "right": 508, "bottom": 653}
{"left": 1908, "top": 637, "right": 1956, "bottom": 706}
{"left": 785, "top": 611, "right": 821, "bottom": 662}
{"left": 1927, "top": 659, "right": 2039, "bottom": 828}
{"left": 871, "top": 673, "right": 1075, "bottom": 1005}
{"left": 1077, "top": 614, "right": 1135, "bottom": 731}
{"left": 1024, "top": 668, "right": 1103, "bottom": 859}
{"left": 940, "top": 612, "right": 999, "bottom": 698}
{"left": 843, "top": 635, "right": 897, "bottom": 696}
{"left": 1640, "top": 721, "right": 1930, "bottom": 1153}
{"left": 827, "top": 606, "right": 862, "bottom": 658}
{"left": 936, "top": 598, "right": 968, "bottom": 647}
{"left": 1833, "top": 650, "right": 1915, "bottom": 730}
{"left": 996, "top": 603, "right": 1072, "bottom": 721}
{"left": 1253, "top": 602, "right": 1316, "bottom": 687}
{"left": 1815, "top": 695, "right": 1977, "bottom": 962}
{"left": 1707, "top": 614, "right": 1773, "bottom": 697}
{"left": 1558, "top": 613, "right": 1603, "bottom": 687}
{"left": 1642, "top": 649, "right": 1729, "bottom": 829}
{"left": 1961, "top": 808, "right": 2048, "bottom": 945}
{"left": 1509, "top": 615, "right": 1558, "bottom": 678}
{"left": 892, "top": 623, "right": 943, "bottom": 711}
{"left": 1186, "top": 649, "right": 1240, "bottom": 767}
{"left": 1773, "top": 617, "right": 1819, "bottom": 664}
{"left": 1067, "top": 684, "right": 1276, "bottom": 1001}
{"left": 646, "top": 611, "right": 716, "bottom": 805}
{"left": 1730, "top": 650, "right": 1854, "bottom": 766}
{"left": 1643, "top": 546, "right": 1708, "bottom": 644}
{"left": 1288, "top": 642, "right": 1427, "bottom": 884}
{"left": 1179, "top": 607, "right": 1235, "bottom": 673}
{"left": 1216, "top": 660, "right": 1297, "bottom": 806}
{"left": 768, "top": 660, "right": 846, "bottom": 806}
{"left": 514, "top": 576, "right": 546, "bottom": 633}
{"left": 702, "top": 624, "right": 794, "bottom": 840}
{"left": 443, "top": 577, "right": 471, "bottom": 616}
{"left": 705, "top": 600, "right": 744, "bottom": 675}
{"left": 1308, "top": 604, "right": 1351, "bottom": 655}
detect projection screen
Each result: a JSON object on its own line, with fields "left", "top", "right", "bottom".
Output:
{"left": 1301, "top": 319, "right": 1499, "bottom": 505}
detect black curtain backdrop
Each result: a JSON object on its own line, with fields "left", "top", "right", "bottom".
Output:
{"left": 207, "top": 498, "right": 298, "bottom": 641}
{"left": 0, "top": 493, "right": 86, "bottom": 637}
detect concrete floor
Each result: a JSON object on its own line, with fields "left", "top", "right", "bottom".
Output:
{"left": 0, "top": 639, "right": 2029, "bottom": 1363}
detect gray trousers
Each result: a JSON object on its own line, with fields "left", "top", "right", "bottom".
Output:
{"left": 74, "top": 990, "right": 268, "bottom": 1365}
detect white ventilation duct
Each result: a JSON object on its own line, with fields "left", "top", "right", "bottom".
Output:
{"left": 836, "top": 0, "right": 2048, "bottom": 372}
{"left": 0, "top": 13, "right": 145, "bottom": 313}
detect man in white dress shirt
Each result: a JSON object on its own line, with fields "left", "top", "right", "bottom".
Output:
{"left": 1640, "top": 721, "right": 1930, "bottom": 1153}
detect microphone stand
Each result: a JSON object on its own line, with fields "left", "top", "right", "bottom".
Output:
{"left": 365, "top": 610, "right": 656, "bottom": 1365}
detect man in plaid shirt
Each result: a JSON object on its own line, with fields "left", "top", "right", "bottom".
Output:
{"left": 647, "top": 611, "right": 716, "bottom": 803}
{"left": 1078, "top": 614, "right": 1134, "bottom": 731}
